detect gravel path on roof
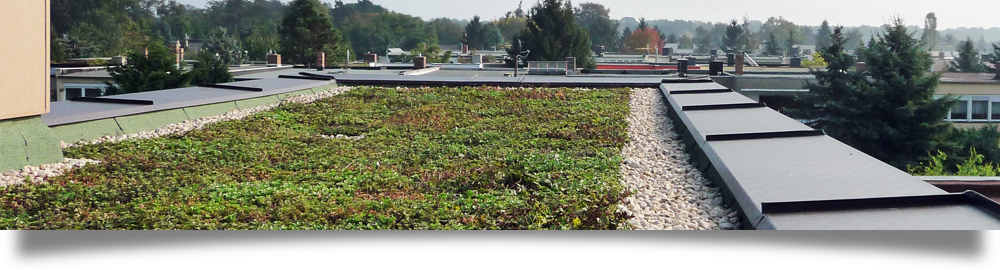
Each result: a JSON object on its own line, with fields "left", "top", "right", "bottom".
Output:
{"left": 0, "top": 86, "right": 354, "bottom": 187}
{"left": 620, "top": 88, "right": 742, "bottom": 230}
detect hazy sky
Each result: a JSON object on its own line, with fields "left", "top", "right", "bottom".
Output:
{"left": 175, "top": 0, "right": 999, "bottom": 29}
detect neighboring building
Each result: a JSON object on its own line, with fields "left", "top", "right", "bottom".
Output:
{"left": 937, "top": 72, "right": 1000, "bottom": 129}
{"left": 0, "top": 1, "right": 50, "bottom": 120}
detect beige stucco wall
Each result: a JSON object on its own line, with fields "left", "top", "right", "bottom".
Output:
{"left": 937, "top": 83, "right": 1000, "bottom": 96}
{"left": 0, "top": 1, "right": 49, "bottom": 120}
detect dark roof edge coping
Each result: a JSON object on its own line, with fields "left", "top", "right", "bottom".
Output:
{"left": 920, "top": 176, "right": 1000, "bottom": 182}
{"left": 44, "top": 80, "right": 333, "bottom": 127}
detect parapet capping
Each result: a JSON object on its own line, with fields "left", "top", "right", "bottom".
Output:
{"left": 657, "top": 79, "right": 1000, "bottom": 230}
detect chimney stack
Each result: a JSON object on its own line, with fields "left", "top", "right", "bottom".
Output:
{"left": 709, "top": 60, "right": 724, "bottom": 76}
{"left": 317, "top": 52, "right": 325, "bottom": 71}
{"left": 677, "top": 59, "right": 688, "bottom": 77}
{"left": 414, "top": 55, "right": 427, "bottom": 69}
{"left": 735, "top": 53, "right": 744, "bottom": 75}
{"left": 175, "top": 41, "right": 182, "bottom": 69}
{"left": 267, "top": 53, "right": 282, "bottom": 67}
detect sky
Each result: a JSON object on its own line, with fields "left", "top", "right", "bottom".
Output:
{"left": 175, "top": 0, "right": 1000, "bottom": 29}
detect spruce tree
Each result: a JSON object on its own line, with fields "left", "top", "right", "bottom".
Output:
{"left": 279, "top": 0, "right": 346, "bottom": 66}
{"left": 511, "top": 0, "right": 595, "bottom": 69}
{"left": 986, "top": 43, "right": 1000, "bottom": 73}
{"left": 721, "top": 19, "right": 743, "bottom": 52}
{"left": 786, "top": 28, "right": 800, "bottom": 56}
{"left": 464, "top": 16, "right": 484, "bottom": 50}
{"left": 948, "top": 38, "right": 986, "bottom": 72}
{"left": 666, "top": 33, "right": 678, "bottom": 44}
{"left": 815, "top": 20, "right": 832, "bottom": 51}
{"left": 636, "top": 17, "right": 648, "bottom": 31}
{"left": 106, "top": 38, "right": 191, "bottom": 95}
{"left": 189, "top": 50, "right": 234, "bottom": 85}
{"left": 790, "top": 20, "right": 956, "bottom": 169}
{"left": 761, "top": 32, "right": 782, "bottom": 56}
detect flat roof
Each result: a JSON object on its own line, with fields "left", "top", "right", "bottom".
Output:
{"left": 43, "top": 77, "right": 331, "bottom": 126}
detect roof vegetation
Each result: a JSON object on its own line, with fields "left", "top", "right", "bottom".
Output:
{"left": 1, "top": 86, "right": 632, "bottom": 229}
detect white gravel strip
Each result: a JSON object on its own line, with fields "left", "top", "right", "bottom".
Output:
{"left": 0, "top": 86, "right": 354, "bottom": 188}
{"left": 620, "top": 88, "right": 742, "bottom": 230}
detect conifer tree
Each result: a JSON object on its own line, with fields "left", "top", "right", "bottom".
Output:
{"left": 948, "top": 38, "right": 987, "bottom": 72}
{"left": 464, "top": 16, "right": 484, "bottom": 50}
{"left": 721, "top": 19, "right": 743, "bottom": 52}
{"left": 666, "top": 33, "right": 678, "bottom": 44}
{"left": 761, "top": 32, "right": 782, "bottom": 56}
{"left": 790, "top": 20, "right": 956, "bottom": 169}
{"left": 987, "top": 43, "right": 1000, "bottom": 73}
{"left": 815, "top": 20, "right": 832, "bottom": 51}
{"left": 106, "top": 38, "right": 191, "bottom": 95}
{"left": 510, "top": 0, "right": 595, "bottom": 69}
{"left": 279, "top": 0, "right": 346, "bottom": 66}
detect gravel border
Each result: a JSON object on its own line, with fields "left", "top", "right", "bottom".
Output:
{"left": 0, "top": 86, "right": 354, "bottom": 188}
{"left": 620, "top": 88, "right": 742, "bottom": 230}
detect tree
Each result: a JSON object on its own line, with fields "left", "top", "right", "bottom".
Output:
{"left": 618, "top": 26, "right": 632, "bottom": 52}
{"left": 574, "top": 2, "right": 619, "bottom": 49}
{"left": 189, "top": 50, "right": 234, "bottom": 85}
{"left": 761, "top": 31, "right": 783, "bottom": 56}
{"left": 106, "top": 38, "right": 191, "bottom": 95}
{"left": 244, "top": 25, "right": 281, "bottom": 61}
{"left": 739, "top": 18, "right": 758, "bottom": 53}
{"left": 786, "top": 28, "right": 800, "bottom": 56}
{"left": 816, "top": 20, "right": 832, "bottom": 51}
{"left": 948, "top": 38, "right": 987, "bottom": 72}
{"left": 844, "top": 28, "right": 864, "bottom": 51}
{"left": 987, "top": 43, "right": 1000, "bottom": 73}
{"left": 790, "top": 20, "right": 955, "bottom": 169}
{"left": 623, "top": 28, "right": 661, "bottom": 54}
{"left": 636, "top": 17, "right": 648, "bottom": 31}
{"left": 202, "top": 27, "right": 247, "bottom": 65}
{"left": 464, "top": 16, "right": 484, "bottom": 50}
{"left": 493, "top": 17, "right": 527, "bottom": 44}
{"left": 943, "top": 33, "right": 957, "bottom": 46}
{"left": 342, "top": 12, "right": 434, "bottom": 58}
{"left": 678, "top": 34, "right": 693, "bottom": 49}
{"left": 920, "top": 13, "right": 939, "bottom": 50}
{"left": 279, "top": 0, "right": 347, "bottom": 66}
{"left": 721, "top": 19, "right": 743, "bottom": 52}
{"left": 330, "top": 0, "right": 388, "bottom": 26}
{"left": 51, "top": 30, "right": 66, "bottom": 64}
{"left": 427, "top": 18, "right": 463, "bottom": 45}
{"left": 481, "top": 23, "right": 504, "bottom": 49}
{"left": 510, "top": 0, "right": 595, "bottom": 69}
{"left": 693, "top": 26, "right": 713, "bottom": 54}
{"left": 666, "top": 33, "right": 678, "bottom": 44}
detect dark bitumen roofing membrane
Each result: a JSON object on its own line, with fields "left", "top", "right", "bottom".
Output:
{"left": 657, "top": 81, "right": 1000, "bottom": 230}
{"left": 43, "top": 78, "right": 332, "bottom": 126}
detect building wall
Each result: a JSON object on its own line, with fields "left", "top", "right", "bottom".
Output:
{"left": 937, "top": 83, "right": 1000, "bottom": 96}
{"left": 0, "top": 1, "right": 50, "bottom": 120}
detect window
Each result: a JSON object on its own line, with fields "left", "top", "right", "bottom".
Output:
{"left": 65, "top": 88, "right": 82, "bottom": 100}
{"left": 951, "top": 100, "right": 969, "bottom": 120}
{"left": 972, "top": 100, "right": 989, "bottom": 120}
{"left": 84, "top": 88, "right": 103, "bottom": 97}
{"left": 992, "top": 101, "right": 1000, "bottom": 120}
